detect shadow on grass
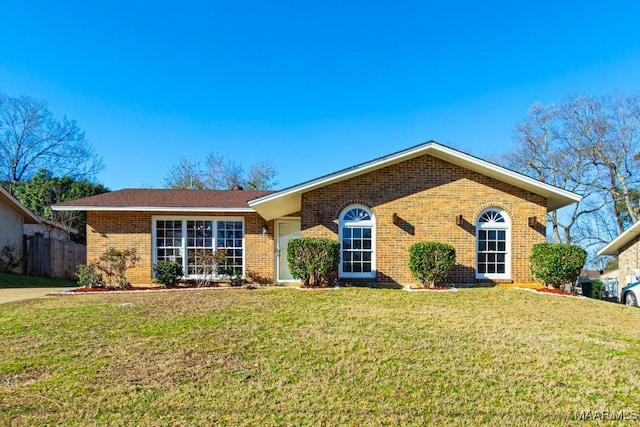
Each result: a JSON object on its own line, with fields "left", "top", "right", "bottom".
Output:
{"left": 0, "top": 272, "right": 77, "bottom": 289}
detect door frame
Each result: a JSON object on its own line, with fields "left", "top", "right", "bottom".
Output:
{"left": 275, "top": 218, "right": 301, "bottom": 283}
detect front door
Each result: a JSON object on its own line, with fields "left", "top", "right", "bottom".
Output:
{"left": 276, "top": 219, "right": 301, "bottom": 282}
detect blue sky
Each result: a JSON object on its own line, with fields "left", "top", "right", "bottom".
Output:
{"left": 2, "top": 1, "right": 640, "bottom": 190}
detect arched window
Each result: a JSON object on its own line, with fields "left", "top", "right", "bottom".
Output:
{"left": 476, "top": 209, "right": 510, "bottom": 279}
{"left": 339, "top": 206, "right": 376, "bottom": 278}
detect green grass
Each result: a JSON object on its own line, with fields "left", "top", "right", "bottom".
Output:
{"left": 0, "top": 272, "right": 77, "bottom": 288}
{"left": 1, "top": 286, "right": 639, "bottom": 426}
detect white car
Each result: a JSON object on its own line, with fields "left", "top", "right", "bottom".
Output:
{"left": 621, "top": 281, "right": 640, "bottom": 307}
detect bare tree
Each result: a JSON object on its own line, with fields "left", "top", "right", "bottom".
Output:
{"left": 164, "top": 157, "right": 205, "bottom": 189}
{"left": 0, "top": 94, "right": 103, "bottom": 191}
{"left": 502, "top": 92, "right": 640, "bottom": 252}
{"left": 165, "top": 152, "right": 278, "bottom": 190}
{"left": 562, "top": 93, "right": 640, "bottom": 233}
{"left": 245, "top": 160, "right": 278, "bottom": 190}
{"left": 203, "top": 153, "right": 244, "bottom": 189}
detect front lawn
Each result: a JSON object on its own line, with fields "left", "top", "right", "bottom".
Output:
{"left": 0, "top": 272, "right": 77, "bottom": 289}
{"left": 1, "top": 287, "right": 639, "bottom": 425}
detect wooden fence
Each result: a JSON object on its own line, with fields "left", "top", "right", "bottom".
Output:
{"left": 24, "top": 235, "right": 87, "bottom": 280}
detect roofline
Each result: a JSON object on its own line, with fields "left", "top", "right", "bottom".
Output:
{"left": 36, "top": 217, "right": 79, "bottom": 234}
{"left": 250, "top": 142, "right": 440, "bottom": 204}
{"left": 597, "top": 221, "right": 640, "bottom": 256}
{"left": 52, "top": 206, "right": 257, "bottom": 213}
{"left": 0, "top": 186, "right": 40, "bottom": 224}
{"left": 249, "top": 141, "right": 581, "bottom": 212}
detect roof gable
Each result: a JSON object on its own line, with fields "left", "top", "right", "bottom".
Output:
{"left": 0, "top": 186, "right": 40, "bottom": 224}
{"left": 249, "top": 141, "right": 582, "bottom": 220}
{"left": 597, "top": 221, "right": 640, "bottom": 256}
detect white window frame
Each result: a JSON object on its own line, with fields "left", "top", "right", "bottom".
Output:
{"left": 339, "top": 205, "right": 376, "bottom": 279}
{"left": 152, "top": 216, "right": 245, "bottom": 280}
{"left": 476, "top": 209, "right": 511, "bottom": 280}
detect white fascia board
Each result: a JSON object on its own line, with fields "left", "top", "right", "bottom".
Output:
{"left": 52, "top": 206, "right": 256, "bottom": 213}
{"left": 250, "top": 144, "right": 433, "bottom": 206}
{"left": 250, "top": 193, "right": 301, "bottom": 221}
{"left": 249, "top": 142, "right": 582, "bottom": 216}
{"left": 597, "top": 221, "right": 640, "bottom": 256}
{"left": 429, "top": 145, "right": 582, "bottom": 211}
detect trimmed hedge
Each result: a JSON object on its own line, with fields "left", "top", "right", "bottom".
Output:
{"left": 529, "top": 243, "right": 587, "bottom": 289}
{"left": 153, "top": 261, "right": 184, "bottom": 287}
{"left": 287, "top": 237, "right": 340, "bottom": 286}
{"left": 408, "top": 242, "right": 456, "bottom": 287}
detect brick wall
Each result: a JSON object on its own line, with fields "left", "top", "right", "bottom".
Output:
{"left": 300, "top": 154, "right": 547, "bottom": 285}
{"left": 86, "top": 211, "right": 274, "bottom": 285}
{"left": 617, "top": 237, "right": 640, "bottom": 291}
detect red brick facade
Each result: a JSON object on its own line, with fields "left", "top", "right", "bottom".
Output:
{"left": 299, "top": 154, "right": 547, "bottom": 285}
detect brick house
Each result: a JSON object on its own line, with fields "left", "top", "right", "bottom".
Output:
{"left": 53, "top": 141, "right": 580, "bottom": 286}
{"left": 597, "top": 221, "right": 640, "bottom": 299}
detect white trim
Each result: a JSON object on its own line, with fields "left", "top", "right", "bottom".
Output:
{"left": 275, "top": 218, "right": 301, "bottom": 283}
{"left": 476, "top": 208, "right": 511, "bottom": 280}
{"left": 152, "top": 215, "right": 246, "bottom": 280}
{"left": 53, "top": 206, "right": 255, "bottom": 212}
{"left": 598, "top": 220, "right": 640, "bottom": 256}
{"left": 339, "top": 205, "right": 376, "bottom": 279}
{"left": 249, "top": 141, "right": 582, "bottom": 220}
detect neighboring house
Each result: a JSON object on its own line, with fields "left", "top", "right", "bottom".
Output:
{"left": 0, "top": 186, "right": 40, "bottom": 272}
{"left": 52, "top": 141, "right": 581, "bottom": 286}
{"left": 24, "top": 217, "right": 78, "bottom": 241}
{"left": 598, "top": 221, "right": 640, "bottom": 299}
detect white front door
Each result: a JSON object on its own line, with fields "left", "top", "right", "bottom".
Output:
{"left": 276, "top": 219, "right": 301, "bottom": 282}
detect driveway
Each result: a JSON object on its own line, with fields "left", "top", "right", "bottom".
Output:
{"left": 0, "top": 288, "right": 70, "bottom": 305}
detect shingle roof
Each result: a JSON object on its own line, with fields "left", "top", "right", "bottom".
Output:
{"left": 52, "top": 188, "right": 274, "bottom": 212}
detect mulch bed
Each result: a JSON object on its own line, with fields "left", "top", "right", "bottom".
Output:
{"left": 52, "top": 285, "right": 242, "bottom": 295}
{"left": 404, "top": 286, "right": 458, "bottom": 292}
{"left": 68, "top": 286, "right": 161, "bottom": 293}
{"left": 513, "top": 286, "right": 583, "bottom": 298}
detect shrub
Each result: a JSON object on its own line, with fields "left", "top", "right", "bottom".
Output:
{"left": 226, "top": 268, "right": 245, "bottom": 287}
{"left": 76, "top": 264, "right": 103, "bottom": 288}
{"left": 95, "top": 247, "right": 140, "bottom": 288}
{"left": 287, "top": 237, "right": 340, "bottom": 286}
{"left": 408, "top": 242, "right": 456, "bottom": 287}
{"left": 153, "top": 261, "right": 183, "bottom": 287}
{"left": 190, "top": 249, "right": 227, "bottom": 286}
{"left": 0, "top": 244, "right": 22, "bottom": 273}
{"left": 529, "top": 243, "right": 587, "bottom": 289}
{"left": 217, "top": 256, "right": 245, "bottom": 287}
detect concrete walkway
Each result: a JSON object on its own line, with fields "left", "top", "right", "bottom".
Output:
{"left": 0, "top": 288, "right": 70, "bottom": 305}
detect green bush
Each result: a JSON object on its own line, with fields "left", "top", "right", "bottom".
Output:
{"left": 76, "top": 263, "right": 103, "bottom": 288}
{"left": 529, "top": 243, "right": 587, "bottom": 289}
{"left": 0, "top": 244, "right": 22, "bottom": 273}
{"left": 153, "top": 261, "right": 183, "bottom": 287}
{"left": 217, "top": 258, "right": 245, "bottom": 287}
{"left": 408, "top": 242, "right": 456, "bottom": 287}
{"left": 95, "top": 247, "right": 140, "bottom": 288}
{"left": 287, "top": 237, "right": 340, "bottom": 286}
